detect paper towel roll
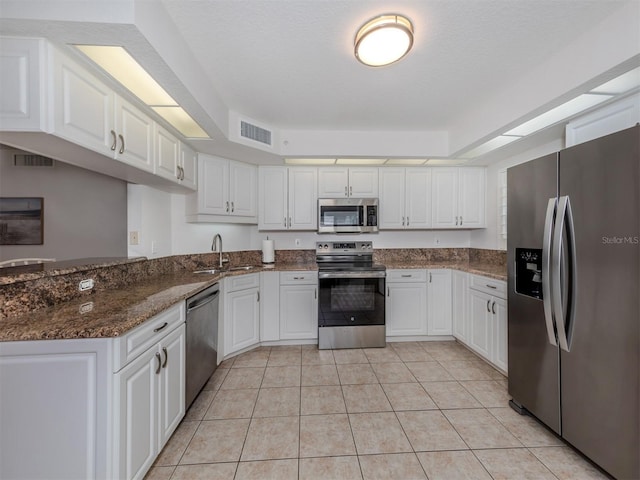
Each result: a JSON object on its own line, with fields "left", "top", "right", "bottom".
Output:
{"left": 262, "top": 239, "right": 275, "bottom": 264}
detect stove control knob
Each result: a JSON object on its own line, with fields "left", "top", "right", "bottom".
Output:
{"left": 323, "top": 244, "right": 329, "bottom": 249}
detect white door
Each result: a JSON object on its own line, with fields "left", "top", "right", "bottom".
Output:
{"left": 458, "top": 167, "right": 486, "bottom": 227}
{"left": 158, "top": 325, "right": 185, "bottom": 447}
{"left": 179, "top": 143, "right": 198, "bottom": 190}
{"left": 318, "top": 168, "right": 348, "bottom": 197}
{"left": 405, "top": 168, "right": 432, "bottom": 229}
{"left": 114, "top": 96, "right": 154, "bottom": 172}
{"left": 349, "top": 168, "right": 378, "bottom": 197}
{"left": 154, "top": 125, "right": 180, "bottom": 183}
{"left": 469, "top": 289, "right": 492, "bottom": 359}
{"left": 492, "top": 297, "right": 508, "bottom": 372}
{"left": 386, "top": 282, "right": 428, "bottom": 336}
{"left": 199, "top": 155, "right": 229, "bottom": 215}
{"left": 427, "top": 270, "right": 452, "bottom": 335}
{"left": 226, "top": 288, "right": 260, "bottom": 354}
{"left": 258, "top": 166, "right": 288, "bottom": 230}
{"left": 280, "top": 284, "right": 318, "bottom": 340}
{"left": 229, "top": 161, "right": 257, "bottom": 217}
{"left": 378, "top": 168, "right": 405, "bottom": 229}
{"left": 288, "top": 167, "right": 318, "bottom": 229}
{"left": 431, "top": 168, "right": 458, "bottom": 228}
{"left": 452, "top": 271, "right": 468, "bottom": 342}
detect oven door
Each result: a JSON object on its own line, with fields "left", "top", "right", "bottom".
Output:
{"left": 318, "top": 271, "right": 385, "bottom": 327}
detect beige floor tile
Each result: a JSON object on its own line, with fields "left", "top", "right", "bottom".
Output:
{"left": 417, "top": 450, "right": 492, "bottom": 480}
{"left": 349, "top": 412, "right": 412, "bottom": 455}
{"left": 241, "top": 416, "right": 300, "bottom": 461}
{"left": 204, "top": 388, "right": 258, "bottom": 420}
{"left": 342, "top": 384, "right": 393, "bottom": 413}
{"left": 300, "top": 413, "right": 356, "bottom": 457}
{"left": 440, "top": 360, "right": 494, "bottom": 380}
{"left": 337, "top": 363, "right": 379, "bottom": 385}
{"left": 299, "top": 456, "right": 363, "bottom": 480}
{"left": 170, "top": 463, "right": 237, "bottom": 480}
{"left": 333, "top": 348, "right": 369, "bottom": 364}
{"left": 397, "top": 410, "right": 467, "bottom": 451}
{"left": 218, "top": 357, "right": 236, "bottom": 369}
{"left": 489, "top": 407, "right": 564, "bottom": 447}
{"left": 144, "top": 466, "right": 174, "bottom": 480}
{"left": 443, "top": 408, "right": 523, "bottom": 449}
{"left": 300, "top": 385, "right": 346, "bottom": 415}
{"left": 405, "top": 361, "right": 454, "bottom": 382}
{"left": 253, "top": 387, "right": 300, "bottom": 417}
{"left": 301, "top": 364, "right": 340, "bottom": 386}
{"left": 381, "top": 383, "right": 437, "bottom": 411}
{"left": 219, "top": 367, "right": 265, "bottom": 390}
{"left": 529, "top": 446, "right": 610, "bottom": 479}
{"left": 233, "top": 349, "right": 270, "bottom": 368}
{"left": 359, "top": 453, "right": 427, "bottom": 480}
{"left": 460, "top": 380, "right": 511, "bottom": 408}
{"left": 261, "top": 365, "right": 301, "bottom": 388}
{"left": 203, "top": 368, "right": 229, "bottom": 391}
{"left": 421, "top": 381, "right": 482, "bottom": 409}
{"left": 390, "top": 343, "right": 435, "bottom": 362}
{"left": 363, "top": 347, "right": 401, "bottom": 363}
{"left": 272, "top": 345, "right": 302, "bottom": 352}
{"left": 301, "top": 348, "right": 335, "bottom": 365}
{"left": 474, "top": 448, "right": 557, "bottom": 479}
{"left": 371, "top": 362, "right": 417, "bottom": 383}
{"left": 183, "top": 389, "right": 216, "bottom": 421}
{"left": 267, "top": 350, "right": 302, "bottom": 367}
{"left": 235, "top": 459, "right": 298, "bottom": 480}
{"left": 180, "top": 419, "right": 250, "bottom": 464}
{"left": 154, "top": 420, "right": 199, "bottom": 466}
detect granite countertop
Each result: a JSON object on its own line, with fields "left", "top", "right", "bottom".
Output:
{"left": 383, "top": 261, "right": 507, "bottom": 282}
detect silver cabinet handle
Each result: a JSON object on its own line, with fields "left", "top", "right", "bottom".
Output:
{"left": 407, "top": 216, "right": 409, "bottom": 226}
{"left": 542, "top": 197, "right": 558, "bottom": 347}
{"left": 257, "top": 291, "right": 260, "bottom": 302}
{"left": 181, "top": 166, "right": 185, "bottom": 180}
{"left": 231, "top": 201, "right": 234, "bottom": 213}
{"left": 162, "top": 347, "right": 168, "bottom": 368}
{"left": 387, "top": 287, "right": 390, "bottom": 297}
{"left": 226, "top": 201, "right": 229, "bottom": 213}
{"left": 460, "top": 216, "right": 463, "bottom": 225}
{"left": 492, "top": 301, "right": 496, "bottom": 315}
{"left": 400, "top": 274, "right": 412, "bottom": 278}
{"left": 110, "top": 130, "right": 117, "bottom": 151}
{"left": 315, "top": 288, "right": 317, "bottom": 299}
{"left": 402, "top": 216, "right": 405, "bottom": 226}
{"left": 284, "top": 217, "right": 287, "bottom": 228}
{"left": 429, "top": 272, "right": 432, "bottom": 283}
{"left": 487, "top": 300, "right": 491, "bottom": 313}
{"left": 349, "top": 185, "right": 352, "bottom": 196}
{"left": 155, "top": 352, "right": 162, "bottom": 374}
{"left": 118, "top": 134, "right": 125, "bottom": 154}
{"left": 486, "top": 284, "right": 497, "bottom": 289}
{"left": 344, "top": 186, "right": 348, "bottom": 196}
{"left": 288, "top": 217, "right": 292, "bottom": 228}
{"left": 455, "top": 216, "right": 458, "bottom": 226}
{"left": 153, "top": 322, "right": 168, "bottom": 333}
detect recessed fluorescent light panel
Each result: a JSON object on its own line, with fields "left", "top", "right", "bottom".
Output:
{"left": 591, "top": 67, "right": 640, "bottom": 94}
{"left": 336, "top": 158, "right": 387, "bottom": 165}
{"left": 460, "top": 136, "right": 521, "bottom": 159}
{"left": 425, "top": 159, "right": 469, "bottom": 165}
{"left": 384, "top": 158, "right": 427, "bottom": 165}
{"left": 75, "top": 45, "right": 209, "bottom": 138}
{"left": 284, "top": 158, "right": 337, "bottom": 165}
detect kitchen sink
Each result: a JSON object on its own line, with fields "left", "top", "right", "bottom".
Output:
{"left": 229, "top": 265, "right": 259, "bottom": 271}
{"left": 193, "top": 265, "right": 259, "bottom": 274}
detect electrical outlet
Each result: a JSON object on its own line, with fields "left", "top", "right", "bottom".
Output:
{"left": 79, "top": 278, "right": 94, "bottom": 292}
{"left": 295, "top": 238, "right": 301, "bottom": 247}
{"left": 129, "top": 231, "right": 139, "bottom": 245}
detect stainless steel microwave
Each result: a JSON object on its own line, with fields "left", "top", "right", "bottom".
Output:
{"left": 318, "top": 198, "right": 379, "bottom": 234}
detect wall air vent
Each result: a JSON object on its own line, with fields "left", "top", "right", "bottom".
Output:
{"left": 13, "top": 154, "right": 54, "bottom": 167}
{"left": 240, "top": 120, "right": 272, "bottom": 146}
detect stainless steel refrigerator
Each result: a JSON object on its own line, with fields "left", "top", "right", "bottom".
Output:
{"left": 507, "top": 125, "right": 639, "bottom": 480}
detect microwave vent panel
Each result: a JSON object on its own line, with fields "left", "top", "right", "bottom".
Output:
{"left": 13, "top": 154, "right": 55, "bottom": 167}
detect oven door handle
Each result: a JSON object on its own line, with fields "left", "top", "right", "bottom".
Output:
{"left": 318, "top": 271, "right": 386, "bottom": 279}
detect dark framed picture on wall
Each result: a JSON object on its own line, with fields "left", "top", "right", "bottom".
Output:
{"left": 0, "top": 197, "right": 44, "bottom": 245}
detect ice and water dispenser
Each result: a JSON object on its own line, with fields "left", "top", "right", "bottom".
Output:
{"left": 515, "top": 248, "right": 543, "bottom": 299}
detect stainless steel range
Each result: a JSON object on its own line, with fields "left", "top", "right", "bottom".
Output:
{"left": 316, "top": 241, "right": 386, "bottom": 349}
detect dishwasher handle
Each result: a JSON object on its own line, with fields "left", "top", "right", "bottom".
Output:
{"left": 187, "top": 289, "right": 219, "bottom": 313}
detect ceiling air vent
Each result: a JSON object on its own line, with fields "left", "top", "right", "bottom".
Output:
{"left": 240, "top": 120, "right": 272, "bottom": 146}
{"left": 13, "top": 154, "right": 55, "bottom": 167}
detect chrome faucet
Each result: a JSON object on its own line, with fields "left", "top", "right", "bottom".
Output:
{"left": 212, "top": 233, "right": 224, "bottom": 268}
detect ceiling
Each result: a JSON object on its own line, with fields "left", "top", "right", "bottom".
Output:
{"left": 0, "top": 0, "right": 638, "bottom": 164}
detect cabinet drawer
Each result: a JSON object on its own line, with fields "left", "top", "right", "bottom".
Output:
{"left": 226, "top": 273, "right": 260, "bottom": 292}
{"left": 280, "top": 271, "right": 318, "bottom": 285}
{"left": 113, "top": 303, "right": 184, "bottom": 372}
{"left": 387, "top": 269, "right": 427, "bottom": 283}
{"left": 469, "top": 274, "right": 506, "bottom": 298}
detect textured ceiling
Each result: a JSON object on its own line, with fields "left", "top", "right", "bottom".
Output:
{"left": 160, "top": 0, "right": 627, "bottom": 132}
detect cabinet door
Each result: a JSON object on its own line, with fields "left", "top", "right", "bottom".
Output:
{"left": 225, "top": 288, "right": 260, "bottom": 354}
{"left": 280, "top": 284, "right": 318, "bottom": 340}
{"left": 258, "top": 166, "right": 288, "bottom": 230}
{"left": 427, "top": 270, "right": 452, "bottom": 335}
{"left": 154, "top": 124, "right": 180, "bottom": 182}
{"left": 51, "top": 49, "right": 114, "bottom": 155}
{"left": 179, "top": 142, "right": 198, "bottom": 190}
{"left": 386, "top": 282, "right": 428, "bottom": 336}
{"left": 230, "top": 160, "right": 257, "bottom": 217}
{"left": 378, "top": 168, "right": 405, "bottom": 229}
{"left": 458, "top": 167, "right": 486, "bottom": 227}
{"left": 198, "top": 155, "right": 229, "bottom": 215}
{"left": 114, "top": 96, "right": 154, "bottom": 172}
{"left": 492, "top": 297, "right": 508, "bottom": 372}
{"left": 431, "top": 168, "right": 459, "bottom": 228}
{"left": 115, "top": 346, "right": 159, "bottom": 480}
{"left": 452, "top": 271, "right": 468, "bottom": 342}
{"left": 260, "top": 271, "right": 280, "bottom": 342}
{"left": 288, "top": 167, "right": 318, "bottom": 230}
{"left": 318, "top": 168, "right": 348, "bottom": 197}
{"left": 468, "top": 289, "right": 492, "bottom": 359}
{"left": 158, "top": 325, "right": 185, "bottom": 447}
{"left": 405, "top": 168, "right": 432, "bottom": 229}
{"left": 349, "top": 168, "right": 378, "bottom": 197}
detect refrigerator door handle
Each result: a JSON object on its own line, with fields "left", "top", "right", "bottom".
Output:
{"left": 542, "top": 197, "right": 558, "bottom": 346}
{"left": 552, "top": 195, "right": 576, "bottom": 352}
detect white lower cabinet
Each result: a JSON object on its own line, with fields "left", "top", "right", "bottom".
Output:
{"left": 427, "top": 269, "right": 452, "bottom": 335}
{"left": 452, "top": 270, "right": 469, "bottom": 342}
{"left": 260, "top": 271, "right": 280, "bottom": 342}
{"left": 224, "top": 274, "right": 260, "bottom": 355}
{"left": 279, "top": 271, "right": 318, "bottom": 340}
{"left": 386, "top": 269, "right": 428, "bottom": 336}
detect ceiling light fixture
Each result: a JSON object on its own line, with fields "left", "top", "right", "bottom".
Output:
{"left": 354, "top": 14, "right": 414, "bottom": 67}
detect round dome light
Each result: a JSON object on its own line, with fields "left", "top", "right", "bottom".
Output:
{"left": 354, "top": 14, "right": 414, "bottom": 67}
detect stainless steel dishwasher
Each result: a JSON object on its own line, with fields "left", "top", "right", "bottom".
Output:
{"left": 185, "top": 283, "right": 219, "bottom": 408}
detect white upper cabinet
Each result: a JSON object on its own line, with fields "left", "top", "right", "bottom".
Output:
{"left": 432, "top": 167, "right": 486, "bottom": 228}
{"left": 115, "top": 96, "right": 155, "bottom": 172}
{"left": 178, "top": 142, "right": 198, "bottom": 190}
{"left": 186, "top": 154, "right": 257, "bottom": 223}
{"left": 318, "top": 167, "right": 378, "bottom": 198}
{"left": 154, "top": 123, "right": 181, "bottom": 181}
{"left": 379, "top": 168, "right": 432, "bottom": 229}
{"left": 258, "top": 166, "right": 317, "bottom": 230}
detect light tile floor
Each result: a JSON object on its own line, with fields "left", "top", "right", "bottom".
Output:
{"left": 145, "top": 341, "right": 610, "bottom": 480}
